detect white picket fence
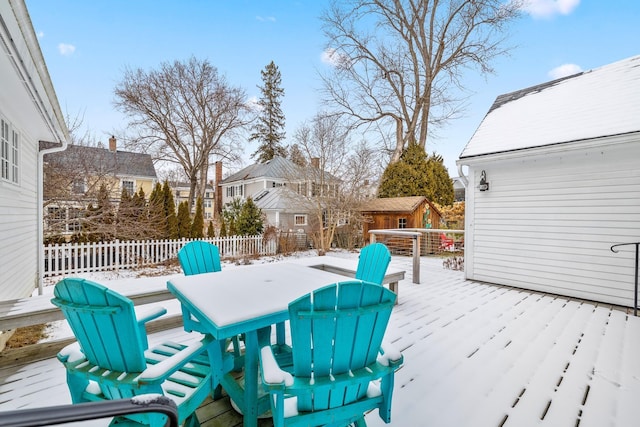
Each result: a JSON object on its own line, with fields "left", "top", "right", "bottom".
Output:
{"left": 43, "top": 235, "right": 277, "bottom": 277}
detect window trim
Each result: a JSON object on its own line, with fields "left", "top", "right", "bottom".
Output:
{"left": 294, "top": 214, "right": 307, "bottom": 226}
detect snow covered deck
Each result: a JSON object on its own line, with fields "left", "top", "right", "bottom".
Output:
{"left": 1, "top": 254, "right": 639, "bottom": 426}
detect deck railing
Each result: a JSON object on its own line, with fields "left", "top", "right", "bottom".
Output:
{"left": 611, "top": 241, "right": 640, "bottom": 316}
{"left": 43, "top": 235, "right": 277, "bottom": 277}
{"left": 369, "top": 228, "right": 465, "bottom": 285}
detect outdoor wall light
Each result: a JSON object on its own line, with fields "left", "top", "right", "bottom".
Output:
{"left": 479, "top": 170, "right": 489, "bottom": 192}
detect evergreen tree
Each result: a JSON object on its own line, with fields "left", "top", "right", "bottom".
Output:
{"left": 378, "top": 144, "right": 454, "bottom": 205}
{"left": 163, "top": 181, "right": 179, "bottom": 239}
{"left": 177, "top": 201, "right": 191, "bottom": 238}
{"left": 222, "top": 198, "right": 243, "bottom": 236}
{"left": 190, "top": 197, "right": 205, "bottom": 238}
{"left": 250, "top": 61, "right": 287, "bottom": 163}
{"left": 236, "top": 197, "right": 264, "bottom": 236}
{"left": 219, "top": 216, "right": 228, "bottom": 237}
{"left": 87, "top": 183, "right": 115, "bottom": 241}
{"left": 207, "top": 220, "right": 215, "bottom": 238}
{"left": 133, "top": 188, "right": 147, "bottom": 224}
{"left": 148, "top": 182, "right": 165, "bottom": 238}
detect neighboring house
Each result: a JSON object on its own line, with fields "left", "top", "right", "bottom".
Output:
{"left": 219, "top": 156, "right": 339, "bottom": 233}
{"left": 457, "top": 55, "right": 640, "bottom": 307}
{"left": 43, "top": 137, "right": 157, "bottom": 237}
{"left": 0, "top": 0, "right": 70, "bottom": 345}
{"left": 452, "top": 176, "right": 466, "bottom": 202}
{"left": 360, "top": 196, "right": 443, "bottom": 243}
{"left": 172, "top": 181, "right": 216, "bottom": 220}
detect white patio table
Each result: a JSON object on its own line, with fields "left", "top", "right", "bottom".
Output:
{"left": 166, "top": 262, "right": 357, "bottom": 427}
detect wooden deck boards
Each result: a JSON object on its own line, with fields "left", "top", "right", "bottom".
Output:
{"left": 2, "top": 255, "right": 639, "bottom": 426}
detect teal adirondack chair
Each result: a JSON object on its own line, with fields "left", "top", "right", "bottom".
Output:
{"left": 52, "top": 278, "right": 232, "bottom": 427}
{"left": 355, "top": 243, "right": 391, "bottom": 285}
{"left": 178, "top": 241, "right": 222, "bottom": 275}
{"left": 259, "top": 281, "right": 403, "bottom": 427}
{"left": 177, "top": 240, "right": 243, "bottom": 369}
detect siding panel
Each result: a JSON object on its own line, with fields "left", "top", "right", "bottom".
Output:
{"left": 469, "top": 141, "right": 640, "bottom": 306}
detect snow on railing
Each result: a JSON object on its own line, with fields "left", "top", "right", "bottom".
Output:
{"left": 43, "top": 235, "right": 277, "bottom": 277}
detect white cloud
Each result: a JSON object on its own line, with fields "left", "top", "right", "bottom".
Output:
{"left": 522, "top": 0, "right": 580, "bottom": 19}
{"left": 57, "top": 43, "right": 76, "bottom": 56}
{"left": 256, "top": 16, "right": 276, "bottom": 22}
{"left": 548, "top": 63, "right": 582, "bottom": 79}
{"left": 37, "top": 31, "right": 44, "bottom": 39}
{"left": 246, "top": 96, "right": 262, "bottom": 111}
{"left": 321, "top": 48, "right": 351, "bottom": 68}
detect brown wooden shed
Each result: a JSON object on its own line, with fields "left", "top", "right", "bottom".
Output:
{"left": 360, "top": 196, "right": 442, "bottom": 246}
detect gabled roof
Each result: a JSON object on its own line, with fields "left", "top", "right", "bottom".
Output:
{"left": 44, "top": 144, "right": 157, "bottom": 179}
{"left": 360, "top": 196, "right": 428, "bottom": 213}
{"left": 221, "top": 156, "right": 301, "bottom": 184}
{"left": 221, "top": 156, "right": 340, "bottom": 184}
{"left": 459, "top": 55, "right": 640, "bottom": 160}
{"left": 252, "top": 187, "right": 309, "bottom": 212}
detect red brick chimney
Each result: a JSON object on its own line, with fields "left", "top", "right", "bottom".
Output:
{"left": 109, "top": 136, "right": 116, "bottom": 152}
{"left": 311, "top": 157, "right": 320, "bottom": 168}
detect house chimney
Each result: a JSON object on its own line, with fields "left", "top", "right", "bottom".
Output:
{"left": 109, "top": 136, "right": 116, "bottom": 152}
{"left": 311, "top": 157, "right": 320, "bottom": 169}
{"left": 215, "top": 161, "right": 223, "bottom": 214}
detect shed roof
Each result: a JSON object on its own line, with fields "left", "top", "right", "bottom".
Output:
{"left": 360, "top": 196, "right": 428, "bottom": 213}
{"left": 459, "top": 55, "right": 640, "bottom": 160}
{"left": 44, "top": 144, "right": 157, "bottom": 179}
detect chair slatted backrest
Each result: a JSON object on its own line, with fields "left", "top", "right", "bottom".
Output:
{"left": 355, "top": 243, "right": 391, "bottom": 285}
{"left": 52, "top": 278, "right": 147, "bottom": 374}
{"left": 289, "top": 281, "right": 396, "bottom": 412}
{"left": 178, "top": 241, "right": 222, "bottom": 275}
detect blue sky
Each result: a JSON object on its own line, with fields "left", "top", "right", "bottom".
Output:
{"left": 25, "top": 0, "right": 640, "bottom": 176}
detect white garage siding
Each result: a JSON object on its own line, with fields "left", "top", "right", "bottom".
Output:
{"left": 465, "top": 139, "right": 640, "bottom": 307}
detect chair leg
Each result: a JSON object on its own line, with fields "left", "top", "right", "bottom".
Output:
{"left": 183, "top": 413, "right": 201, "bottom": 427}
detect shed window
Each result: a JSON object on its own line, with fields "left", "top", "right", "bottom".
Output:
{"left": 294, "top": 215, "right": 307, "bottom": 226}
{"left": 398, "top": 218, "right": 407, "bottom": 228}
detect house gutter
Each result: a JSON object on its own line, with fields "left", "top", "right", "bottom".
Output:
{"left": 9, "top": 0, "right": 70, "bottom": 294}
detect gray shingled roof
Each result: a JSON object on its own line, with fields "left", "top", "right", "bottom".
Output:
{"left": 221, "top": 156, "right": 340, "bottom": 184}
{"left": 44, "top": 144, "right": 157, "bottom": 179}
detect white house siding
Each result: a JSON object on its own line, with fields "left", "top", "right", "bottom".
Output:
{"left": 0, "top": 125, "right": 39, "bottom": 301}
{"left": 464, "top": 138, "right": 640, "bottom": 307}
{"left": 1, "top": 0, "right": 68, "bottom": 302}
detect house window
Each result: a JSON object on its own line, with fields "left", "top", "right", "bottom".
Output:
{"left": 72, "top": 179, "right": 85, "bottom": 194}
{"left": 204, "top": 199, "right": 212, "bottom": 208}
{"left": 297, "top": 182, "right": 307, "bottom": 195}
{"left": 1, "top": 119, "right": 20, "bottom": 184}
{"left": 122, "top": 180, "right": 135, "bottom": 195}
{"left": 68, "top": 208, "right": 83, "bottom": 232}
{"left": 294, "top": 215, "right": 307, "bottom": 226}
{"left": 11, "top": 129, "right": 18, "bottom": 183}
{"left": 398, "top": 218, "right": 407, "bottom": 228}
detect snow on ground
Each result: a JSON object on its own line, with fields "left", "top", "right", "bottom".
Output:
{"left": 6, "top": 250, "right": 640, "bottom": 426}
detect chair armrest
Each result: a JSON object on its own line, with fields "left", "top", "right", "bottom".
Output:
{"left": 259, "top": 345, "right": 293, "bottom": 390}
{"left": 135, "top": 305, "right": 167, "bottom": 325}
{"left": 137, "top": 335, "right": 211, "bottom": 384}
{"left": 378, "top": 340, "right": 403, "bottom": 367}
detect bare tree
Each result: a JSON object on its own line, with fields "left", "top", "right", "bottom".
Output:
{"left": 320, "top": 0, "right": 522, "bottom": 163}
{"left": 292, "top": 113, "right": 379, "bottom": 253}
{"left": 114, "top": 56, "right": 253, "bottom": 207}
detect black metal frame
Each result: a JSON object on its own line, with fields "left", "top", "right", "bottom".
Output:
{"left": 0, "top": 396, "right": 178, "bottom": 427}
{"left": 611, "top": 242, "right": 640, "bottom": 316}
